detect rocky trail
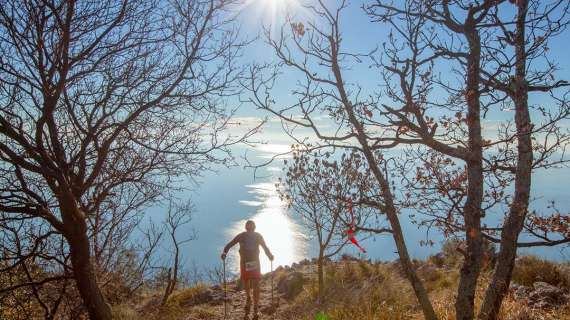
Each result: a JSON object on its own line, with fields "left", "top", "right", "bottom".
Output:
{"left": 208, "top": 277, "right": 279, "bottom": 320}
{"left": 183, "top": 261, "right": 315, "bottom": 320}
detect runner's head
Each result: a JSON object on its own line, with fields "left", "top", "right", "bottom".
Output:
{"left": 245, "top": 220, "right": 256, "bottom": 232}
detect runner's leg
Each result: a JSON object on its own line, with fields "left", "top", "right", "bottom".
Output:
{"left": 244, "top": 279, "right": 252, "bottom": 314}
{"left": 253, "top": 278, "right": 260, "bottom": 314}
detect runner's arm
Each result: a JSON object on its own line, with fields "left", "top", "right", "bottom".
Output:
{"left": 223, "top": 234, "right": 241, "bottom": 254}
{"left": 259, "top": 235, "right": 274, "bottom": 260}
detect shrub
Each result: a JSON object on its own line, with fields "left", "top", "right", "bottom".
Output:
{"left": 512, "top": 256, "right": 569, "bottom": 288}
{"left": 440, "top": 238, "right": 496, "bottom": 269}
{"left": 441, "top": 238, "right": 464, "bottom": 266}
{"left": 165, "top": 284, "right": 211, "bottom": 308}
{"left": 429, "top": 253, "right": 445, "bottom": 268}
{"left": 191, "top": 306, "right": 217, "bottom": 318}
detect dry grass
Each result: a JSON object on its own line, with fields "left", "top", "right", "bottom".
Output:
{"left": 512, "top": 256, "right": 570, "bottom": 289}
{"left": 109, "top": 255, "right": 570, "bottom": 320}
{"left": 111, "top": 303, "right": 139, "bottom": 320}
{"left": 276, "top": 258, "right": 570, "bottom": 320}
{"left": 278, "top": 261, "right": 419, "bottom": 320}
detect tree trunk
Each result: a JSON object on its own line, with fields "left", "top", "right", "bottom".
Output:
{"left": 455, "top": 162, "right": 484, "bottom": 320}
{"left": 327, "top": 35, "right": 437, "bottom": 320}
{"left": 68, "top": 232, "right": 113, "bottom": 320}
{"left": 351, "top": 113, "right": 437, "bottom": 320}
{"left": 478, "top": 2, "right": 531, "bottom": 319}
{"left": 61, "top": 195, "right": 112, "bottom": 320}
{"left": 317, "top": 250, "right": 324, "bottom": 304}
{"left": 329, "top": 56, "right": 437, "bottom": 320}
{"left": 455, "top": 27, "right": 484, "bottom": 320}
{"left": 162, "top": 239, "right": 180, "bottom": 305}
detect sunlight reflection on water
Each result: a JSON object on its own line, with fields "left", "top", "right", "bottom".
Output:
{"left": 226, "top": 182, "right": 308, "bottom": 274}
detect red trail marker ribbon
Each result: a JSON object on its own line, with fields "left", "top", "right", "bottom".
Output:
{"left": 345, "top": 198, "right": 366, "bottom": 253}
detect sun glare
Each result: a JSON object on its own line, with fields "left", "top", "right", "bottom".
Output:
{"left": 239, "top": 0, "right": 303, "bottom": 27}
{"left": 227, "top": 182, "right": 308, "bottom": 274}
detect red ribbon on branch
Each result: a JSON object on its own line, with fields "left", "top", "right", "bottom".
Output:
{"left": 345, "top": 198, "right": 366, "bottom": 253}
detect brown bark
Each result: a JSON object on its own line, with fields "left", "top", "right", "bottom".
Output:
{"left": 478, "top": 1, "right": 532, "bottom": 319}
{"left": 61, "top": 195, "right": 112, "bottom": 320}
{"left": 69, "top": 234, "right": 112, "bottom": 320}
{"left": 455, "top": 25, "right": 485, "bottom": 320}
{"left": 161, "top": 239, "right": 179, "bottom": 305}
{"left": 367, "top": 152, "right": 437, "bottom": 320}
{"left": 317, "top": 250, "right": 324, "bottom": 304}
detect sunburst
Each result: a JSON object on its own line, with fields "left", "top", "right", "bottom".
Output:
{"left": 237, "top": 0, "right": 305, "bottom": 28}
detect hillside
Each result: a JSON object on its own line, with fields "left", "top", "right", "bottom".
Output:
{"left": 113, "top": 254, "right": 570, "bottom": 320}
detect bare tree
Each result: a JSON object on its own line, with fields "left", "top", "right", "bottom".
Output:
{"left": 246, "top": 0, "right": 569, "bottom": 319}
{"left": 160, "top": 199, "right": 195, "bottom": 306}
{"left": 245, "top": 1, "right": 438, "bottom": 318}
{"left": 0, "top": 0, "right": 257, "bottom": 319}
{"left": 476, "top": 1, "right": 570, "bottom": 318}
{"left": 278, "top": 149, "right": 389, "bottom": 302}
{"left": 366, "top": 1, "right": 570, "bottom": 319}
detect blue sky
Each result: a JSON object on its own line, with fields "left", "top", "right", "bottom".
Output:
{"left": 225, "top": 0, "right": 570, "bottom": 150}
{"left": 146, "top": 1, "right": 570, "bottom": 271}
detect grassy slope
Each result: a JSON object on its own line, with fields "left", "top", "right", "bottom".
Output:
{"left": 114, "top": 255, "right": 570, "bottom": 320}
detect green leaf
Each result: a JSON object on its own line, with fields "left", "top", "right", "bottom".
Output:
{"left": 314, "top": 311, "right": 329, "bottom": 320}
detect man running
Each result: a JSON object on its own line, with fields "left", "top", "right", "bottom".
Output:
{"left": 222, "top": 220, "right": 274, "bottom": 320}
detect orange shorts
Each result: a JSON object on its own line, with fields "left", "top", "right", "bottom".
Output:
{"left": 240, "top": 260, "right": 261, "bottom": 281}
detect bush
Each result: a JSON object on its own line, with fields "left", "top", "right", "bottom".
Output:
{"left": 512, "top": 256, "right": 569, "bottom": 288}
{"left": 440, "top": 238, "right": 496, "bottom": 269}
{"left": 165, "top": 284, "right": 211, "bottom": 308}
{"left": 441, "top": 238, "right": 464, "bottom": 266}
{"left": 429, "top": 253, "right": 445, "bottom": 268}
{"left": 190, "top": 306, "right": 217, "bottom": 318}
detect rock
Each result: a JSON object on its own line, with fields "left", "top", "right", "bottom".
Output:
{"left": 208, "top": 292, "right": 226, "bottom": 306}
{"left": 511, "top": 283, "right": 530, "bottom": 300}
{"left": 277, "top": 271, "right": 305, "bottom": 299}
{"left": 527, "top": 281, "right": 567, "bottom": 308}
{"left": 180, "top": 288, "right": 213, "bottom": 307}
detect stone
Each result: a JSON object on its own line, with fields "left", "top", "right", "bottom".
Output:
{"left": 511, "top": 284, "right": 530, "bottom": 301}
{"left": 180, "top": 288, "right": 213, "bottom": 307}
{"left": 527, "top": 281, "right": 567, "bottom": 308}
{"left": 277, "top": 271, "right": 305, "bottom": 299}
